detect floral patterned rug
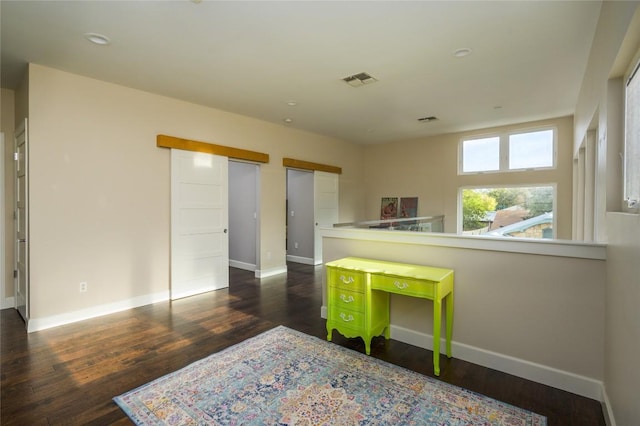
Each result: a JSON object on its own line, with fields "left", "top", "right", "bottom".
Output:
{"left": 114, "top": 326, "right": 546, "bottom": 425}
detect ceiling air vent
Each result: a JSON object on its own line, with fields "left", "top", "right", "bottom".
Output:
{"left": 342, "top": 72, "right": 378, "bottom": 87}
{"left": 418, "top": 116, "right": 438, "bottom": 122}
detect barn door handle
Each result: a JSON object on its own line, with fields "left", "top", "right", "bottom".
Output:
{"left": 224, "top": 229, "right": 227, "bottom": 233}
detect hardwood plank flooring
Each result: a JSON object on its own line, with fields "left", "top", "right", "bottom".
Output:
{"left": 1, "top": 263, "right": 605, "bottom": 425}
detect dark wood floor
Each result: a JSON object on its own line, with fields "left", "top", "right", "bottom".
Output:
{"left": 1, "top": 263, "right": 604, "bottom": 425}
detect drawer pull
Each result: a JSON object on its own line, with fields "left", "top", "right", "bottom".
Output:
{"left": 339, "top": 294, "right": 355, "bottom": 303}
{"left": 339, "top": 312, "right": 355, "bottom": 322}
{"left": 339, "top": 275, "right": 355, "bottom": 284}
{"left": 394, "top": 281, "right": 409, "bottom": 290}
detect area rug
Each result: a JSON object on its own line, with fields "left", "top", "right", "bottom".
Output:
{"left": 114, "top": 326, "right": 546, "bottom": 425}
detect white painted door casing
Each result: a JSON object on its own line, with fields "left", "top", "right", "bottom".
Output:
{"left": 15, "top": 119, "right": 29, "bottom": 322}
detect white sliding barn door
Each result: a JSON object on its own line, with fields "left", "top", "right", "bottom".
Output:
{"left": 171, "top": 149, "right": 229, "bottom": 300}
{"left": 314, "top": 171, "right": 339, "bottom": 265}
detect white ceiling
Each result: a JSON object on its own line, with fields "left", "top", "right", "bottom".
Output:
{"left": 1, "top": 1, "right": 602, "bottom": 144}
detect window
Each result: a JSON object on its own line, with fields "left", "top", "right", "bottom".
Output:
{"left": 461, "top": 186, "right": 555, "bottom": 239}
{"left": 509, "top": 130, "right": 554, "bottom": 169}
{"left": 460, "top": 128, "right": 556, "bottom": 174}
{"left": 624, "top": 59, "right": 640, "bottom": 210}
{"left": 462, "top": 137, "right": 500, "bottom": 173}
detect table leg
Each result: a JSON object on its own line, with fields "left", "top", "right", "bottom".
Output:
{"left": 445, "top": 291, "right": 454, "bottom": 358}
{"left": 433, "top": 298, "right": 441, "bottom": 376}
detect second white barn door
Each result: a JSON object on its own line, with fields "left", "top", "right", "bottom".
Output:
{"left": 313, "top": 171, "right": 339, "bottom": 265}
{"left": 171, "top": 149, "right": 229, "bottom": 300}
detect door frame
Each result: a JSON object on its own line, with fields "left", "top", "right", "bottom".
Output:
{"left": 0, "top": 132, "right": 4, "bottom": 309}
{"left": 14, "top": 119, "right": 29, "bottom": 323}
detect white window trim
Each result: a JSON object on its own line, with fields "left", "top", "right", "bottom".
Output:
{"left": 623, "top": 53, "right": 640, "bottom": 213}
{"left": 459, "top": 126, "right": 558, "bottom": 175}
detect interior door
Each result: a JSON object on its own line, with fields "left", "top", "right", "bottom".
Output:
{"left": 171, "top": 149, "right": 229, "bottom": 300}
{"left": 14, "top": 119, "right": 28, "bottom": 322}
{"left": 314, "top": 171, "right": 339, "bottom": 265}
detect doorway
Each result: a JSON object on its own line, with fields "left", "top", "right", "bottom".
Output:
{"left": 286, "top": 169, "right": 339, "bottom": 265}
{"left": 286, "top": 169, "right": 314, "bottom": 264}
{"left": 229, "top": 161, "right": 259, "bottom": 272}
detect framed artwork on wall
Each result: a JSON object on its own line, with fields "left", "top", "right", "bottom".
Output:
{"left": 400, "top": 197, "right": 418, "bottom": 218}
{"left": 380, "top": 197, "right": 398, "bottom": 219}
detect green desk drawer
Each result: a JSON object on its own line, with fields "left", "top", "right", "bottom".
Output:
{"left": 331, "top": 288, "right": 365, "bottom": 312}
{"left": 371, "top": 274, "right": 435, "bottom": 299}
{"left": 327, "top": 267, "right": 365, "bottom": 292}
{"left": 328, "top": 307, "right": 364, "bottom": 330}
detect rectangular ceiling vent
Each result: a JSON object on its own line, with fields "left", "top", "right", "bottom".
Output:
{"left": 342, "top": 72, "right": 378, "bottom": 87}
{"left": 418, "top": 116, "right": 438, "bottom": 123}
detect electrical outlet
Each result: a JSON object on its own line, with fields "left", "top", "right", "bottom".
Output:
{"left": 294, "top": 242, "right": 299, "bottom": 249}
{"left": 79, "top": 282, "right": 88, "bottom": 293}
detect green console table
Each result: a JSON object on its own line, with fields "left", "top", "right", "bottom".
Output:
{"left": 325, "top": 257, "right": 454, "bottom": 376}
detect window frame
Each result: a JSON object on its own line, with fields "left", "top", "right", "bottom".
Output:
{"left": 623, "top": 55, "right": 640, "bottom": 212}
{"left": 459, "top": 126, "right": 558, "bottom": 175}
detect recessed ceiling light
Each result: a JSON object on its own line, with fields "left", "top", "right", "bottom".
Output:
{"left": 453, "top": 48, "right": 472, "bottom": 58}
{"left": 84, "top": 33, "right": 111, "bottom": 46}
{"left": 283, "top": 118, "right": 293, "bottom": 124}
{"left": 286, "top": 101, "right": 297, "bottom": 107}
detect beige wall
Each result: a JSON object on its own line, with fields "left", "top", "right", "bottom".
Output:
{"left": 605, "top": 213, "right": 640, "bottom": 426}
{"left": 26, "top": 63, "right": 365, "bottom": 320}
{"left": 1, "top": 88, "right": 16, "bottom": 302}
{"left": 363, "top": 116, "right": 574, "bottom": 239}
{"left": 577, "top": 2, "right": 640, "bottom": 424}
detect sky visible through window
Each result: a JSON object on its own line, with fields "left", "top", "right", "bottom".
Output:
{"left": 462, "top": 129, "right": 554, "bottom": 173}
{"left": 509, "top": 130, "right": 553, "bottom": 169}
{"left": 462, "top": 137, "right": 499, "bottom": 172}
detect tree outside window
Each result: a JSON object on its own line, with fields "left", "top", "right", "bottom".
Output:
{"left": 461, "top": 186, "right": 554, "bottom": 238}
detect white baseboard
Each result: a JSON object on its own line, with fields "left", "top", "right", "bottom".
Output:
{"left": 321, "top": 304, "right": 606, "bottom": 403}
{"left": 601, "top": 386, "right": 616, "bottom": 426}
{"left": 229, "top": 260, "right": 257, "bottom": 271}
{"left": 171, "top": 285, "right": 226, "bottom": 301}
{"left": 255, "top": 265, "right": 287, "bottom": 279}
{"left": 391, "top": 324, "right": 603, "bottom": 401}
{"left": 2, "top": 296, "right": 15, "bottom": 309}
{"left": 286, "top": 255, "right": 315, "bottom": 265}
{"left": 27, "top": 291, "right": 170, "bottom": 332}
